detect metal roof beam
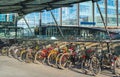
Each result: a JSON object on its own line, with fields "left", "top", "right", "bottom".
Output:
{"left": 15, "top": 0, "right": 35, "bottom": 5}
{"left": 0, "top": 0, "right": 101, "bottom": 14}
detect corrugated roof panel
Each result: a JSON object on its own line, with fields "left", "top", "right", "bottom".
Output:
{"left": 0, "top": 0, "right": 100, "bottom": 14}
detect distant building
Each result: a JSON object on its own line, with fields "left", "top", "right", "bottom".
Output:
{"left": 0, "top": 13, "right": 14, "bottom": 26}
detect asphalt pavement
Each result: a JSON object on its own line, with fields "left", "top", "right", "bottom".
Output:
{"left": 0, "top": 56, "right": 119, "bottom": 77}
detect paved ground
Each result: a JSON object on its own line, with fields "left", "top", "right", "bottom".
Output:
{"left": 0, "top": 56, "right": 119, "bottom": 77}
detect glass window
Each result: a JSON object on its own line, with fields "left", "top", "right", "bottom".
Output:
{"left": 9, "top": 14, "right": 13, "bottom": 22}
{"left": 98, "top": 0, "right": 104, "bottom": 5}
{"left": 95, "top": 0, "right": 105, "bottom": 26}
{"left": 107, "top": 0, "right": 115, "bottom": 6}
{"left": 41, "top": 9, "right": 60, "bottom": 26}
{"left": 80, "top": 1, "right": 92, "bottom": 26}
{"left": 62, "top": 4, "right": 77, "bottom": 26}
{"left": 0, "top": 14, "right": 6, "bottom": 21}
{"left": 107, "top": 0, "right": 116, "bottom": 26}
{"left": 18, "top": 12, "right": 40, "bottom": 28}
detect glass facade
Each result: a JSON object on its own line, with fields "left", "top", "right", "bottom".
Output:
{"left": 0, "top": 0, "right": 119, "bottom": 39}
{"left": 80, "top": 1, "right": 92, "bottom": 26}
{"left": 62, "top": 4, "right": 77, "bottom": 25}
{"left": 16, "top": 0, "right": 120, "bottom": 38}
{"left": 0, "top": 27, "right": 24, "bottom": 39}
{"left": 41, "top": 9, "right": 60, "bottom": 25}
{"left": 95, "top": 0, "right": 105, "bottom": 26}
{"left": 18, "top": 12, "right": 40, "bottom": 28}
{"left": 0, "top": 13, "right": 23, "bottom": 38}
{"left": 0, "top": 14, "right": 6, "bottom": 22}
{"left": 95, "top": 0, "right": 118, "bottom": 26}
{"left": 0, "top": 14, "right": 14, "bottom": 22}
{"left": 17, "top": 0, "right": 120, "bottom": 28}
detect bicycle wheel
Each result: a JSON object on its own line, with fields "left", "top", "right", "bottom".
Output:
{"left": 13, "top": 49, "right": 19, "bottom": 59}
{"left": 59, "top": 53, "right": 72, "bottom": 69}
{"left": 19, "top": 50, "right": 26, "bottom": 61}
{"left": 34, "top": 52, "right": 46, "bottom": 64}
{"left": 1, "top": 47, "right": 7, "bottom": 56}
{"left": 55, "top": 53, "right": 63, "bottom": 68}
{"left": 25, "top": 52, "right": 33, "bottom": 63}
{"left": 81, "top": 59, "right": 90, "bottom": 74}
{"left": 112, "top": 57, "right": 120, "bottom": 75}
{"left": 7, "top": 48, "right": 12, "bottom": 58}
{"left": 47, "top": 52, "right": 58, "bottom": 67}
{"left": 91, "top": 57, "right": 101, "bottom": 76}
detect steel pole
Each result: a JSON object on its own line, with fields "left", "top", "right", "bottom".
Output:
{"left": 96, "top": 2, "right": 112, "bottom": 53}
{"left": 60, "top": 8, "right": 62, "bottom": 26}
{"left": 14, "top": 14, "right": 17, "bottom": 40}
{"left": 92, "top": 1, "right": 95, "bottom": 26}
{"left": 116, "top": 0, "right": 119, "bottom": 26}
{"left": 50, "top": 10, "right": 64, "bottom": 39}
{"left": 105, "top": 0, "right": 108, "bottom": 26}
{"left": 77, "top": 3, "right": 80, "bottom": 26}
{"left": 23, "top": 16, "right": 33, "bottom": 36}
{"left": 39, "top": 12, "right": 42, "bottom": 35}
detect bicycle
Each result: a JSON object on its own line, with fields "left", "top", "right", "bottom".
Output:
{"left": 34, "top": 45, "right": 53, "bottom": 64}
{"left": 34, "top": 46, "right": 48, "bottom": 64}
{"left": 81, "top": 47, "right": 101, "bottom": 76}
{"left": 47, "top": 43, "right": 62, "bottom": 67}
{"left": 59, "top": 43, "right": 79, "bottom": 69}
{"left": 55, "top": 45, "right": 68, "bottom": 68}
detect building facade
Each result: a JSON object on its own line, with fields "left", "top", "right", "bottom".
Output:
{"left": 17, "top": 0, "right": 120, "bottom": 28}
{"left": 40, "top": 0, "right": 120, "bottom": 27}
{"left": 0, "top": 13, "right": 14, "bottom": 26}
{"left": 0, "top": 0, "right": 118, "bottom": 38}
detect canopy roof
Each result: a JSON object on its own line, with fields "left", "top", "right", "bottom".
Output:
{"left": 0, "top": 0, "right": 99, "bottom": 14}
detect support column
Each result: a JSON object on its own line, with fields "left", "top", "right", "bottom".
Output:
{"left": 105, "top": 0, "right": 108, "bottom": 26}
{"left": 39, "top": 12, "right": 42, "bottom": 35}
{"left": 116, "top": 0, "right": 119, "bottom": 26}
{"left": 14, "top": 14, "right": 17, "bottom": 40}
{"left": 60, "top": 8, "right": 62, "bottom": 26}
{"left": 92, "top": 1, "right": 95, "bottom": 26}
{"left": 77, "top": 3, "right": 80, "bottom": 26}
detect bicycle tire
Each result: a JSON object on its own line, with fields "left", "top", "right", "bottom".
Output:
{"left": 55, "top": 53, "right": 63, "bottom": 68}
{"left": 112, "top": 58, "right": 120, "bottom": 75}
{"left": 25, "top": 52, "right": 33, "bottom": 63}
{"left": 20, "top": 50, "right": 26, "bottom": 61}
{"left": 91, "top": 57, "right": 101, "bottom": 76}
{"left": 59, "top": 53, "right": 71, "bottom": 69}
{"left": 34, "top": 51, "right": 46, "bottom": 64}
{"left": 47, "top": 51, "right": 58, "bottom": 67}
{"left": 81, "top": 59, "right": 90, "bottom": 74}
